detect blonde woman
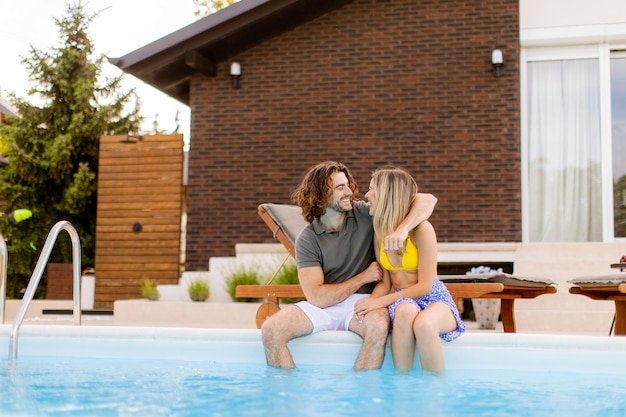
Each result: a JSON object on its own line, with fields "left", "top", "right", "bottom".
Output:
{"left": 354, "top": 167, "right": 465, "bottom": 373}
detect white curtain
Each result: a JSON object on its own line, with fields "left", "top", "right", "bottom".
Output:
{"left": 527, "top": 59, "right": 602, "bottom": 241}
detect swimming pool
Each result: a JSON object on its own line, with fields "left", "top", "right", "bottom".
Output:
{"left": 1, "top": 325, "right": 626, "bottom": 416}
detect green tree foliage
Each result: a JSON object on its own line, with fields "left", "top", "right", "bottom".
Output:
{"left": 0, "top": 2, "right": 142, "bottom": 297}
{"left": 193, "top": 0, "right": 237, "bottom": 17}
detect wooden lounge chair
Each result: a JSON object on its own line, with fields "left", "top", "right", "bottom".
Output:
{"left": 236, "top": 203, "right": 557, "bottom": 331}
{"left": 569, "top": 274, "right": 626, "bottom": 335}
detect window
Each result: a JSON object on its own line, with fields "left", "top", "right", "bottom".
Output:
{"left": 522, "top": 46, "right": 626, "bottom": 242}
{"left": 611, "top": 54, "right": 626, "bottom": 238}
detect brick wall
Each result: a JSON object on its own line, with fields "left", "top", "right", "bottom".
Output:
{"left": 186, "top": 0, "right": 521, "bottom": 270}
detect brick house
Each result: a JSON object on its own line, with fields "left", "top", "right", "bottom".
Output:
{"left": 112, "top": 0, "right": 625, "bottom": 278}
{"left": 110, "top": 0, "right": 626, "bottom": 331}
{"left": 112, "top": 0, "right": 523, "bottom": 270}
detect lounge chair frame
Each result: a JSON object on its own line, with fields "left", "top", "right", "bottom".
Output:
{"left": 236, "top": 203, "right": 557, "bottom": 331}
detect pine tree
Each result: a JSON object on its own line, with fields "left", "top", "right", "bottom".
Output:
{"left": 0, "top": 2, "right": 142, "bottom": 297}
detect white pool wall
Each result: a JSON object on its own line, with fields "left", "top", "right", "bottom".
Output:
{"left": 1, "top": 325, "right": 625, "bottom": 373}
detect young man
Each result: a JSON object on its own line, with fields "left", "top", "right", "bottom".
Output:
{"left": 261, "top": 161, "right": 437, "bottom": 370}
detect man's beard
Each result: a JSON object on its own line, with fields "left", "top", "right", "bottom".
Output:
{"left": 328, "top": 196, "right": 351, "bottom": 213}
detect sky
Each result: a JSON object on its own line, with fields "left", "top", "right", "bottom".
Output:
{"left": 0, "top": 0, "right": 199, "bottom": 145}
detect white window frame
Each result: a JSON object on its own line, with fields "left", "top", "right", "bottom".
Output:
{"left": 521, "top": 24, "right": 626, "bottom": 242}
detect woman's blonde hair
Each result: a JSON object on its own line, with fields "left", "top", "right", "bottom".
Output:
{"left": 371, "top": 167, "right": 418, "bottom": 246}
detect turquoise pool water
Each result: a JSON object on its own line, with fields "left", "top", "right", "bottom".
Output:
{"left": 1, "top": 326, "right": 625, "bottom": 416}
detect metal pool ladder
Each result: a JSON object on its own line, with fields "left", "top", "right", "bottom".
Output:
{"left": 8, "top": 220, "right": 82, "bottom": 361}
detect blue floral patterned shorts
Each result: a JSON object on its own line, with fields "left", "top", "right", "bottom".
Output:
{"left": 388, "top": 278, "right": 465, "bottom": 342}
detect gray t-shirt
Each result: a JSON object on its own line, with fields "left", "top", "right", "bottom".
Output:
{"left": 295, "top": 200, "right": 376, "bottom": 294}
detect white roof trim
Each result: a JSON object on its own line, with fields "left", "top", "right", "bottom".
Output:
{"left": 521, "top": 23, "right": 626, "bottom": 47}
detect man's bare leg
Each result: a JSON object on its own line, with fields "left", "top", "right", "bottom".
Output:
{"left": 261, "top": 305, "right": 313, "bottom": 368}
{"left": 349, "top": 308, "right": 390, "bottom": 371}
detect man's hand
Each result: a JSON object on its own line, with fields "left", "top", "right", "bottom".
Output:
{"left": 383, "top": 192, "right": 437, "bottom": 252}
{"left": 384, "top": 228, "right": 409, "bottom": 252}
{"left": 361, "top": 261, "right": 383, "bottom": 284}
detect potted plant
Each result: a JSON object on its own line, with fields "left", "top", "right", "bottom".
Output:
{"left": 141, "top": 280, "right": 160, "bottom": 301}
{"left": 468, "top": 266, "right": 502, "bottom": 329}
{"left": 188, "top": 279, "right": 210, "bottom": 302}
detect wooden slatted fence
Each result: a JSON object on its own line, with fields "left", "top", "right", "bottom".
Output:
{"left": 94, "top": 134, "right": 184, "bottom": 308}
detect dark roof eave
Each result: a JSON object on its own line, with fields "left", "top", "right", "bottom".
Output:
{"left": 110, "top": 0, "right": 271, "bottom": 69}
{"left": 109, "top": 0, "right": 353, "bottom": 105}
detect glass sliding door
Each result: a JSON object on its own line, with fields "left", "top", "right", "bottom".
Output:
{"left": 526, "top": 58, "right": 602, "bottom": 241}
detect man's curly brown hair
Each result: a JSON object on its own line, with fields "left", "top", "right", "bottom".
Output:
{"left": 291, "top": 161, "right": 359, "bottom": 223}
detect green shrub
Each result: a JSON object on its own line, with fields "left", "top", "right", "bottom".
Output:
{"left": 271, "top": 261, "right": 303, "bottom": 304}
{"left": 225, "top": 265, "right": 261, "bottom": 302}
{"left": 141, "top": 280, "right": 160, "bottom": 301}
{"left": 188, "top": 279, "right": 210, "bottom": 302}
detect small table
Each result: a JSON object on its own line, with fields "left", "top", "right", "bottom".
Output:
{"left": 569, "top": 284, "right": 626, "bottom": 335}
{"left": 569, "top": 263, "right": 626, "bottom": 335}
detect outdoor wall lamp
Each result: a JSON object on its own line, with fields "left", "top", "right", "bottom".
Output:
{"left": 230, "top": 62, "right": 241, "bottom": 89}
{"left": 492, "top": 49, "right": 503, "bottom": 77}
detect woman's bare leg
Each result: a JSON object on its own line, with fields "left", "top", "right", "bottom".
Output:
{"left": 390, "top": 303, "right": 419, "bottom": 371}
{"left": 413, "top": 302, "right": 457, "bottom": 372}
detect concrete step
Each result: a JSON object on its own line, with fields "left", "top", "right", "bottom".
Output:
{"left": 515, "top": 292, "right": 615, "bottom": 312}
{"left": 113, "top": 301, "right": 260, "bottom": 328}
{"left": 509, "top": 293, "right": 616, "bottom": 335}
{"left": 157, "top": 284, "right": 189, "bottom": 302}
{"left": 515, "top": 309, "right": 615, "bottom": 335}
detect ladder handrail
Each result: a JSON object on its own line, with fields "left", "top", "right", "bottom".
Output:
{"left": 0, "top": 234, "right": 7, "bottom": 324}
{"left": 8, "top": 221, "right": 81, "bottom": 360}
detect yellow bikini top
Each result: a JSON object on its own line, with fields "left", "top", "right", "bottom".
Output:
{"left": 379, "top": 236, "right": 419, "bottom": 271}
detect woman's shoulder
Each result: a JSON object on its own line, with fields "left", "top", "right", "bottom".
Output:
{"left": 411, "top": 220, "right": 435, "bottom": 240}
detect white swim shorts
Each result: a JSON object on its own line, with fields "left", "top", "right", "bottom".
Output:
{"left": 295, "top": 293, "right": 369, "bottom": 333}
